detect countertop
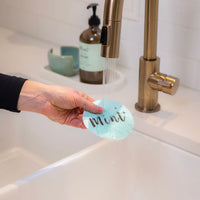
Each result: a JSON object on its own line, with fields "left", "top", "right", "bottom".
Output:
{"left": 0, "top": 26, "right": 200, "bottom": 157}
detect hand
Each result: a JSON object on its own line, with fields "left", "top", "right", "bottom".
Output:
{"left": 18, "top": 80, "right": 103, "bottom": 129}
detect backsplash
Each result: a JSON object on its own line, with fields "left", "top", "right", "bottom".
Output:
{"left": 0, "top": 0, "right": 200, "bottom": 90}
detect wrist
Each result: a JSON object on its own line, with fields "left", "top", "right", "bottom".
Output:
{"left": 17, "top": 80, "right": 50, "bottom": 114}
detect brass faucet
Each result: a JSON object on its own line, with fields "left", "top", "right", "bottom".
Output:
{"left": 100, "top": 0, "right": 179, "bottom": 113}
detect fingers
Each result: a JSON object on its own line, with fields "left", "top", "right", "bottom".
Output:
{"left": 76, "top": 95, "right": 103, "bottom": 114}
{"left": 78, "top": 91, "right": 95, "bottom": 102}
{"left": 62, "top": 109, "right": 87, "bottom": 129}
{"left": 68, "top": 117, "right": 87, "bottom": 129}
{"left": 66, "top": 118, "right": 87, "bottom": 129}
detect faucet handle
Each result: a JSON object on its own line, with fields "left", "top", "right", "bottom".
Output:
{"left": 148, "top": 72, "right": 180, "bottom": 95}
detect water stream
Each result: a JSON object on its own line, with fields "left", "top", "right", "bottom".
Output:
{"left": 102, "top": 58, "right": 117, "bottom": 106}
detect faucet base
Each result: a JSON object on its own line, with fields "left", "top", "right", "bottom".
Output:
{"left": 135, "top": 57, "right": 160, "bottom": 113}
{"left": 135, "top": 103, "right": 160, "bottom": 113}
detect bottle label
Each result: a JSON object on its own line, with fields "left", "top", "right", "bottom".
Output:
{"left": 79, "top": 42, "right": 104, "bottom": 72}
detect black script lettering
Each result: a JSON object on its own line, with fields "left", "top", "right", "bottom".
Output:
{"left": 117, "top": 112, "right": 126, "bottom": 122}
{"left": 89, "top": 111, "right": 126, "bottom": 128}
{"left": 89, "top": 117, "right": 104, "bottom": 127}
{"left": 110, "top": 116, "right": 120, "bottom": 122}
{"left": 104, "top": 118, "right": 111, "bottom": 124}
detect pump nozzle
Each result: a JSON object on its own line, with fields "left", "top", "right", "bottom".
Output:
{"left": 87, "top": 3, "right": 100, "bottom": 26}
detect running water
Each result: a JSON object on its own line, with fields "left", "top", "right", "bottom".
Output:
{"left": 103, "top": 58, "right": 108, "bottom": 85}
{"left": 102, "top": 58, "right": 117, "bottom": 107}
{"left": 103, "top": 58, "right": 117, "bottom": 85}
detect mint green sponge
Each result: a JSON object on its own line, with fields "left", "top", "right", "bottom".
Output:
{"left": 83, "top": 99, "right": 134, "bottom": 140}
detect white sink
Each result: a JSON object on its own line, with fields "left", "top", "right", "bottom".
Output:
{"left": 0, "top": 109, "right": 101, "bottom": 189}
{"left": 42, "top": 65, "right": 126, "bottom": 98}
{"left": 0, "top": 66, "right": 125, "bottom": 191}
{"left": 1, "top": 130, "right": 199, "bottom": 200}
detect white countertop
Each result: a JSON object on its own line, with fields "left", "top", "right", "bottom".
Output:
{"left": 0, "top": 26, "right": 200, "bottom": 157}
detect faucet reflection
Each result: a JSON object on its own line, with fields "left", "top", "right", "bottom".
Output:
{"left": 100, "top": 0, "right": 179, "bottom": 113}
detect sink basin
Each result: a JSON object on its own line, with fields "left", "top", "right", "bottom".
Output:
{"left": 0, "top": 67, "right": 124, "bottom": 191}
{"left": 1, "top": 130, "right": 199, "bottom": 200}
{"left": 42, "top": 65, "right": 125, "bottom": 97}
{"left": 0, "top": 109, "right": 101, "bottom": 189}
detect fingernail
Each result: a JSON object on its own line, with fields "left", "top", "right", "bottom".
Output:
{"left": 98, "top": 107, "right": 104, "bottom": 112}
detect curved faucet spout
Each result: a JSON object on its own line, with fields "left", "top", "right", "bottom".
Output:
{"left": 101, "top": 0, "right": 124, "bottom": 58}
{"left": 101, "top": 0, "right": 179, "bottom": 112}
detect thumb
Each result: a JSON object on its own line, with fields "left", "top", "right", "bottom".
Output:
{"left": 77, "top": 96, "right": 103, "bottom": 114}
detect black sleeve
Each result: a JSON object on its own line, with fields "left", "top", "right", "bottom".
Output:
{"left": 0, "top": 73, "right": 27, "bottom": 112}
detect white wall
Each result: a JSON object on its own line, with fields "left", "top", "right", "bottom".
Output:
{"left": 0, "top": 0, "right": 199, "bottom": 90}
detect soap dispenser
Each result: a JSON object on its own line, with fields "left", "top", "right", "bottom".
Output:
{"left": 79, "top": 3, "right": 104, "bottom": 84}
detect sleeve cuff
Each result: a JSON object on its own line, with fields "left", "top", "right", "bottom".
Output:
{"left": 0, "top": 73, "right": 27, "bottom": 112}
